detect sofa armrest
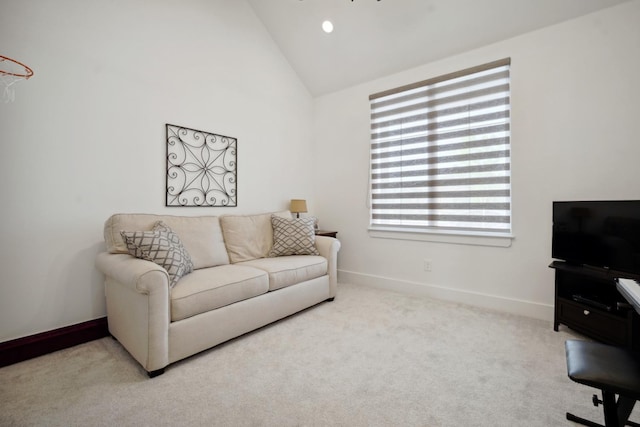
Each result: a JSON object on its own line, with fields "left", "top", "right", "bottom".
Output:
{"left": 95, "top": 252, "right": 170, "bottom": 373}
{"left": 95, "top": 252, "right": 170, "bottom": 293}
{"left": 315, "top": 236, "right": 341, "bottom": 298}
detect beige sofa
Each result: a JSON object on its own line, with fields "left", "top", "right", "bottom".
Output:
{"left": 95, "top": 211, "right": 340, "bottom": 377}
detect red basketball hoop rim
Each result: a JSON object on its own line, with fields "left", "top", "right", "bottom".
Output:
{"left": 0, "top": 55, "right": 34, "bottom": 79}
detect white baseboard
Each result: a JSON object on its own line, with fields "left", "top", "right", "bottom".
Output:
{"left": 338, "top": 269, "right": 554, "bottom": 322}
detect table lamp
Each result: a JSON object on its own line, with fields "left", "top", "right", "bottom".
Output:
{"left": 290, "top": 199, "right": 307, "bottom": 218}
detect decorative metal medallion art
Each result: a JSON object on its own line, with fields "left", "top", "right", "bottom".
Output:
{"left": 166, "top": 124, "right": 237, "bottom": 207}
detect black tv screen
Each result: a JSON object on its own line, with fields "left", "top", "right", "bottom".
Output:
{"left": 552, "top": 200, "right": 640, "bottom": 276}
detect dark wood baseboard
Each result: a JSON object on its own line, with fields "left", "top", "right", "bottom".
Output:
{"left": 0, "top": 317, "right": 109, "bottom": 368}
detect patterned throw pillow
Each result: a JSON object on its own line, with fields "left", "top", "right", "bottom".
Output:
{"left": 120, "top": 221, "right": 194, "bottom": 287}
{"left": 268, "top": 216, "right": 320, "bottom": 257}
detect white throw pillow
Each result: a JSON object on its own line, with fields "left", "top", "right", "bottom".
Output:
{"left": 120, "top": 221, "right": 194, "bottom": 287}
{"left": 268, "top": 216, "right": 320, "bottom": 257}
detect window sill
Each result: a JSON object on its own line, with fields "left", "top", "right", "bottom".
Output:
{"left": 368, "top": 227, "right": 513, "bottom": 248}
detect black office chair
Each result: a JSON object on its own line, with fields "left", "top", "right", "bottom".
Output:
{"left": 565, "top": 340, "right": 640, "bottom": 427}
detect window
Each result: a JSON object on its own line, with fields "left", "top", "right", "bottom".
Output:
{"left": 369, "top": 58, "right": 512, "bottom": 238}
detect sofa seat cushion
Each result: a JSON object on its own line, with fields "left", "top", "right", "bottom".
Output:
{"left": 237, "top": 256, "right": 327, "bottom": 291}
{"left": 170, "top": 265, "right": 269, "bottom": 321}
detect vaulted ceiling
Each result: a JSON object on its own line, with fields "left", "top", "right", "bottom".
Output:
{"left": 248, "top": 0, "right": 631, "bottom": 96}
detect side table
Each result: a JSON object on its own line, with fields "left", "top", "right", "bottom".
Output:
{"left": 315, "top": 230, "right": 338, "bottom": 238}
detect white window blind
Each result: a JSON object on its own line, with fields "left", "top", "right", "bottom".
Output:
{"left": 369, "top": 58, "right": 512, "bottom": 236}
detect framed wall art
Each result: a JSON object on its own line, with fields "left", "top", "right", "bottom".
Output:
{"left": 166, "top": 124, "right": 237, "bottom": 207}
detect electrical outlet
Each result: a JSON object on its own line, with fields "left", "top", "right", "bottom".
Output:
{"left": 423, "top": 259, "right": 432, "bottom": 272}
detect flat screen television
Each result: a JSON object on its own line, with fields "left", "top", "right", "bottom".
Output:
{"left": 552, "top": 200, "right": 640, "bottom": 276}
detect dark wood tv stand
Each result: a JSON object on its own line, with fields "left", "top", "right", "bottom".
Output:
{"left": 550, "top": 261, "right": 640, "bottom": 350}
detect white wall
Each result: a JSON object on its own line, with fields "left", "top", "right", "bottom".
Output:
{"left": 312, "top": 1, "right": 640, "bottom": 320}
{"left": 0, "top": 0, "right": 314, "bottom": 341}
{"left": 2, "top": 1, "right": 638, "bottom": 343}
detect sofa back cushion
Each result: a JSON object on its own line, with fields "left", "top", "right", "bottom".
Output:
{"left": 219, "top": 211, "right": 291, "bottom": 263}
{"left": 104, "top": 214, "right": 229, "bottom": 269}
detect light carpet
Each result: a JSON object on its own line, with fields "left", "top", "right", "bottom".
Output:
{"left": 1, "top": 283, "right": 635, "bottom": 426}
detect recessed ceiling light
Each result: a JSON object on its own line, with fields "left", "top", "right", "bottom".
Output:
{"left": 322, "top": 20, "right": 334, "bottom": 33}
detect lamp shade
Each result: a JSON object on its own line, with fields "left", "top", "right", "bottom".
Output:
{"left": 290, "top": 199, "right": 308, "bottom": 214}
